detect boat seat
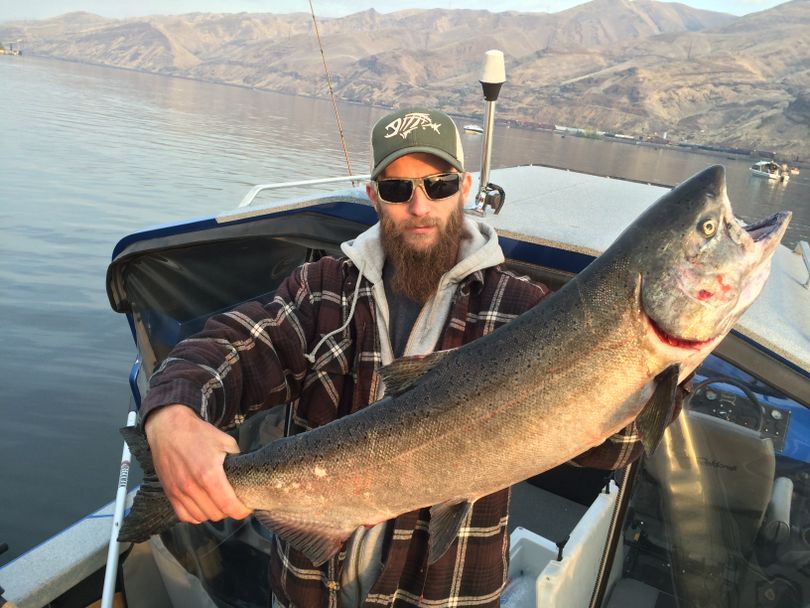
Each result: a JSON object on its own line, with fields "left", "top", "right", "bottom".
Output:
{"left": 642, "top": 410, "right": 776, "bottom": 605}
{"left": 645, "top": 410, "right": 775, "bottom": 560}
{"left": 506, "top": 482, "right": 619, "bottom": 607}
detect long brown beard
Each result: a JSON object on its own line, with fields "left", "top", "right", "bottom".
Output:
{"left": 380, "top": 202, "right": 464, "bottom": 304}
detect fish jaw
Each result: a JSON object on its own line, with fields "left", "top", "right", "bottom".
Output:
{"left": 642, "top": 295, "right": 718, "bottom": 352}
{"left": 639, "top": 293, "right": 726, "bottom": 381}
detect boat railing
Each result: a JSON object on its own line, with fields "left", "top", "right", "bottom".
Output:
{"left": 798, "top": 240, "right": 810, "bottom": 289}
{"left": 238, "top": 174, "right": 370, "bottom": 208}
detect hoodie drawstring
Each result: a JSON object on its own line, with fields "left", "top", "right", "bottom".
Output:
{"left": 304, "top": 266, "right": 365, "bottom": 364}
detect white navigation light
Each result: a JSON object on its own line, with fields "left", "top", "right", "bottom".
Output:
{"left": 480, "top": 49, "right": 506, "bottom": 85}
{"left": 480, "top": 50, "right": 505, "bottom": 102}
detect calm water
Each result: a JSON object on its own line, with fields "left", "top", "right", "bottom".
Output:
{"left": 1, "top": 56, "right": 808, "bottom": 567}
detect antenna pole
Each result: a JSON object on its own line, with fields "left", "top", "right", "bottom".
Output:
{"left": 474, "top": 50, "right": 506, "bottom": 215}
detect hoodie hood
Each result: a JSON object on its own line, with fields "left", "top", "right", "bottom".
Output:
{"left": 341, "top": 216, "right": 504, "bottom": 289}
{"left": 340, "top": 216, "right": 505, "bottom": 368}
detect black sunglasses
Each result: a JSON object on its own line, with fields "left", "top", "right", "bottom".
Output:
{"left": 374, "top": 172, "right": 462, "bottom": 204}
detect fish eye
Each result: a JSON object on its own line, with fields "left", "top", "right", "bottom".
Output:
{"left": 699, "top": 218, "right": 717, "bottom": 238}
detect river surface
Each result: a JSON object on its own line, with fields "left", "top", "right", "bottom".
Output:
{"left": 0, "top": 56, "right": 808, "bottom": 567}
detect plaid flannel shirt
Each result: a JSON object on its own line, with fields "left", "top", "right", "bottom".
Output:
{"left": 142, "top": 254, "right": 680, "bottom": 608}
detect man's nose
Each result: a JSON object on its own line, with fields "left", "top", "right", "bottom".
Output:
{"left": 408, "top": 184, "right": 432, "bottom": 216}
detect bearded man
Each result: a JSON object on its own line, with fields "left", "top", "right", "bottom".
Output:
{"left": 140, "top": 108, "right": 658, "bottom": 607}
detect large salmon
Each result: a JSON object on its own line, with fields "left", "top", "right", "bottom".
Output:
{"left": 119, "top": 165, "right": 790, "bottom": 566}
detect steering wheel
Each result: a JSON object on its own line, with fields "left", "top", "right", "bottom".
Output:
{"left": 691, "top": 376, "right": 767, "bottom": 433}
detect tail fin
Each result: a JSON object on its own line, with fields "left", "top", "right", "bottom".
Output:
{"left": 118, "top": 426, "right": 178, "bottom": 543}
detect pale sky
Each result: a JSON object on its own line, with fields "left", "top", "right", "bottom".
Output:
{"left": 0, "top": 0, "right": 790, "bottom": 22}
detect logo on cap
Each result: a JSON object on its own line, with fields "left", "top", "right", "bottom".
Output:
{"left": 384, "top": 112, "right": 442, "bottom": 139}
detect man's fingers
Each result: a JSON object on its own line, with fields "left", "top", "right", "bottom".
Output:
{"left": 169, "top": 483, "right": 230, "bottom": 522}
{"left": 163, "top": 478, "right": 214, "bottom": 523}
{"left": 206, "top": 454, "right": 252, "bottom": 520}
{"left": 186, "top": 490, "right": 228, "bottom": 522}
{"left": 220, "top": 434, "right": 242, "bottom": 455}
{"left": 162, "top": 458, "right": 247, "bottom": 522}
{"left": 171, "top": 485, "right": 246, "bottom": 523}
{"left": 171, "top": 500, "right": 204, "bottom": 525}
{"left": 144, "top": 404, "right": 251, "bottom": 522}
{"left": 213, "top": 488, "right": 252, "bottom": 520}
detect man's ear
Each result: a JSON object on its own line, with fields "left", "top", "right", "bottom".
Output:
{"left": 366, "top": 181, "right": 380, "bottom": 213}
{"left": 461, "top": 172, "right": 473, "bottom": 200}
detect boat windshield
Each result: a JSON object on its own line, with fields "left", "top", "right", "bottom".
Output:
{"left": 614, "top": 353, "right": 810, "bottom": 608}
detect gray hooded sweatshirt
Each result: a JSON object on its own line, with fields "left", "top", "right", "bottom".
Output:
{"left": 332, "top": 215, "right": 506, "bottom": 607}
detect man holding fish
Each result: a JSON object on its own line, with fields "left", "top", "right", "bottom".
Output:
{"left": 128, "top": 106, "right": 782, "bottom": 607}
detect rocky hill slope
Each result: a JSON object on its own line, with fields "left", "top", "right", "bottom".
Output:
{"left": 2, "top": 0, "right": 808, "bottom": 158}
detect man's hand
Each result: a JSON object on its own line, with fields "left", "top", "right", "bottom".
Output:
{"left": 144, "top": 404, "right": 252, "bottom": 524}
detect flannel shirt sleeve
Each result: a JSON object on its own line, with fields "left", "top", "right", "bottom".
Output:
{"left": 139, "top": 261, "right": 321, "bottom": 429}
{"left": 570, "top": 373, "right": 695, "bottom": 470}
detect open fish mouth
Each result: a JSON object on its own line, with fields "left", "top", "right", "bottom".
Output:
{"left": 646, "top": 312, "right": 715, "bottom": 351}
{"left": 743, "top": 211, "right": 792, "bottom": 243}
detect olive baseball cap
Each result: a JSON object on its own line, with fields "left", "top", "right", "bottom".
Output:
{"left": 370, "top": 107, "right": 465, "bottom": 178}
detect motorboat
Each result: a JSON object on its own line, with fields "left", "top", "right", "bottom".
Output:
{"left": 463, "top": 123, "right": 484, "bottom": 134}
{"left": 1, "top": 159, "right": 808, "bottom": 608}
{"left": 750, "top": 160, "right": 789, "bottom": 182}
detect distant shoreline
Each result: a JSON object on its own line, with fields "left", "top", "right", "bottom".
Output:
{"left": 13, "top": 54, "right": 807, "bottom": 168}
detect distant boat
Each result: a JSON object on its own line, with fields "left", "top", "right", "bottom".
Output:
{"left": 750, "top": 160, "right": 789, "bottom": 182}
{"left": 463, "top": 124, "right": 484, "bottom": 135}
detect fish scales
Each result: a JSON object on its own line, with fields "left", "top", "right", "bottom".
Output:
{"left": 224, "top": 267, "right": 703, "bottom": 530}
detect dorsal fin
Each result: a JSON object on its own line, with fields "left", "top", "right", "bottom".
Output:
{"left": 379, "top": 349, "right": 455, "bottom": 395}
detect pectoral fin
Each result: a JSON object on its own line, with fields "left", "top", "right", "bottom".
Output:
{"left": 253, "top": 510, "right": 354, "bottom": 567}
{"left": 636, "top": 365, "right": 680, "bottom": 457}
{"left": 428, "top": 500, "right": 474, "bottom": 564}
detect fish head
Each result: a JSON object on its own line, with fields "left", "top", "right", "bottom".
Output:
{"left": 635, "top": 165, "right": 790, "bottom": 359}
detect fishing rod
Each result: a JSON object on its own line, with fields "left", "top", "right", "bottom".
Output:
{"left": 97, "top": 9, "right": 355, "bottom": 604}
{"left": 100, "top": 406, "right": 138, "bottom": 608}
{"left": 309, "top": 0, "right": 356, "bottom": 183}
